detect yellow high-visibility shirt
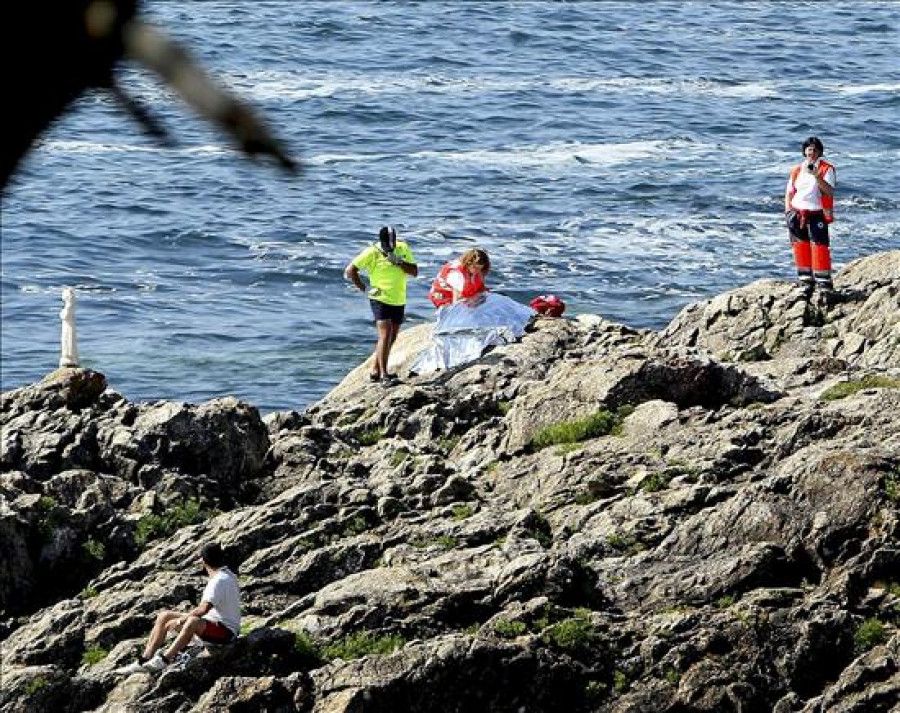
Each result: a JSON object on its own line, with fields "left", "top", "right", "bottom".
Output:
{"left": 351, "top": 241, "right": 416, "bottom": 306}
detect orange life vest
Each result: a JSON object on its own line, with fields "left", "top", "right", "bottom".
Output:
{"left": 789, "top": 159, "right": 835, "bottom": 223}
{"left": 428, "top": 260, "right": 486, "bottom": 308}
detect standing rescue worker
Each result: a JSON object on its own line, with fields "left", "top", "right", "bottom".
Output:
{"left": 784, "top": 136, "right": 837, "bottom": 294}
{"left": 345, "top": 226, "right": 418, "bottom": 385}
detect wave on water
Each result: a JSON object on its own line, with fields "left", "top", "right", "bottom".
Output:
{"left": 40, "top": 140, "right": 161, "bottom": 154}
{"left": 41, "top": 140, "right": 230, "bottom": 158}
{"left": 195, "top": 71, "right": 900, "bottom": 104}
{"left": 828, "top": 82, "right": 900, "bottom": 96}
{"left": 409, "top": 139, "right": 677, "bottom": 169}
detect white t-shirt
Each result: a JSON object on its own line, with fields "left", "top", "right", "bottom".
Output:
{"left": 788, "top": 162, "right": 836, "bottom": 211}
{"left": 201, "top": 567, "right": 241, "bottom": 635}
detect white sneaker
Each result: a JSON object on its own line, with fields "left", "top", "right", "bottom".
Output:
{"left": 142, "top": 653, "right": 169, "bottom": 672}
{"left": 115, "top": 659, "right": 150, "bottom": 676}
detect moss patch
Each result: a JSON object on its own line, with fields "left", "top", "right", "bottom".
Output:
{"left": 25, "top": 677, "right": 50, "bottom": 696}
{"left": 539, "top": 612, "right": 600, "bottom": 653}
{"left": 437, "top": 435, "right": 462, "bottom": 452}
{"left": 81, "top": 646, "right": 108, "bottom": 666}
{"left": 527, "top": 408, "right": 627, "bottom": 452}
{"left": 493, "top": 619, "right": 527, "bottom": 638}
{"left": 294, "top": 631, "right": 322, "bottom": 666}
{"left": 82, "top": 537, "right": 105, "bottom": 561}
{"left": 821, "top": 375, "right": 900, "bottom": 401}
{"left": 34, "top": 496, "right": 63, "bottom": 541}
{"left": 322, "top": 631, "right": 406, "bottom": 661}
{"left": 390, "top": 448, "right": 410, "bottom": 467}
{"left": 884, "top": 468, "right": 899, "bottom": 503}
{"left": 356, "top": 427, "right": 385, "bottom": 446}
{"left": 854, "top": 617, "right": 887, "bottom": 653}
{"left": 135, "top": 498, "right": 214, "bottom": 548}
{"left": 640, "top": 472, "right": 673, "bottom": 494}
{"left": 411, "top": 534, "right": 459, "bottom": 550}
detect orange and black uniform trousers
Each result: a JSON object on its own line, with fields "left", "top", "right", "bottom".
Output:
{"left": 786, "top": 209, "right": 832, "bottom": 290}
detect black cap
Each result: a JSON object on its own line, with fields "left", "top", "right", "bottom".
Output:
{"left": 379, "top": 225, "right": 397, "bottom": 252}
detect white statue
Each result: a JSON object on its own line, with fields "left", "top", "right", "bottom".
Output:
{"left": 59, "top": 287, "right": 79, "bottom": 368}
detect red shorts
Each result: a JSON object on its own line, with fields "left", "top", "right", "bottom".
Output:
{"left": 199, "top": 620, "right": 236, "bottom": 643}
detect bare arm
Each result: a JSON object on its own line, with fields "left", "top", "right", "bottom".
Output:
{"left": 814, "top": 172, "right": 834, "bottom": 197}
{"left": 400, "top": 262, "right": 418, "bottom": 277}
{"left": 188, "top": 601, "right": 213, "bottom": 618}
{"left": 785, "top": 168, "right": 796, "bottom": 212}
{"left": 344, "top": 264, "right": 366, "bottom": 292}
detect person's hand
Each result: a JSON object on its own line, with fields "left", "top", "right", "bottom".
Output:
{"left": 385, "top": 252, "right": 402, "bottom": 266}
{"left": 367, "top": 287, "right": 382, "bottom": 298}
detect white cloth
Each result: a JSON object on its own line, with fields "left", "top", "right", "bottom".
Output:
{"left": 788, "top": 163, "right": 835, "bottom": 211}
{"left": 201, "top": 567, "right": 241, "bottom": 635}
{"left": 412, "top": 292, "right": 535, "bottom": 374}
{"left": 444, "top": 267, "right": 467, "bottom": 293}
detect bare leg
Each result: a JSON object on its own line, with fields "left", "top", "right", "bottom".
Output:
{"left": 163, "top": 615, "right": 207, "bottom": 660}
{"left": 389, "top": 321, "right": 400, "bottom": 347}
{"left": 144, "top": 610, "right": 185, "bottom": 658}
{"left": 385, "top": 321, "right": 400, "bottom": 373}
{"left": 374, "top": 320, "right": 392, "bottom": 376}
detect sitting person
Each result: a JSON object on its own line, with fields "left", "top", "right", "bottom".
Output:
{"left": 414, "top": 248, "right": 534, "bottom": 374}
{"left": 117, "top": 542, "right": 241, "bottom": 674}
{"left": 428, "top": 248, "right": 490, "bottom": 308}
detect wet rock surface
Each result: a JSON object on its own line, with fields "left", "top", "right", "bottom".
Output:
{"left": 1, "top": 251, "right": 898, "bottom": 712}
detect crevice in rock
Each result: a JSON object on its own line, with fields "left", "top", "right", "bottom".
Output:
{"left": 606, "top": 358, "right": 782, "bottom": 412}
{"left": 784, "top": 545, "right": 824, "bottom": 587}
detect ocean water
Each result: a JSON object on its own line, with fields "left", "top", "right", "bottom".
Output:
{"left": 2, "top": 1, "right": 898, "bottom": 412}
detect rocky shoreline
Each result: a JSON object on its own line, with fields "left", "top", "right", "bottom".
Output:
{"left": 1, "top": 251, "right": 898, "bottom": 712}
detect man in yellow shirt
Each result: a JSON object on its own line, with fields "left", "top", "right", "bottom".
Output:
{"left": 344, "top": 226, "right": 418, "bottom": 384}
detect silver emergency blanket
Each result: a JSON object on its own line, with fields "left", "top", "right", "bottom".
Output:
{"left": 411, "top": 293, "right": 535, "bottom": 374}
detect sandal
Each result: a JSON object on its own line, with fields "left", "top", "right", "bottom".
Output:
{"left": 368, "top": 373, "right": 381, "bottom": 382}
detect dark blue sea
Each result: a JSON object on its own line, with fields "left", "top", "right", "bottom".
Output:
{"left": 2, "top": 1, "right": 898, "bottom": 412}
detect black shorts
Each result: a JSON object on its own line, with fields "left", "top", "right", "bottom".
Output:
{"left": 786, "top": 209, "right": 829, "bottom": 244}
{"left": 369, "top": 299, "right": 405, "bottom": 324}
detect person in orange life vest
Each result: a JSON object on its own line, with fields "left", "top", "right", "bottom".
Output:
{"left": 344, "top": 226, "right": 418, "bottom": 385}
{"left": 785, "top": 136, "right": 836, "bottom": 293}
{"left": 428, "top": 248, "right": 490, "bottom": 309}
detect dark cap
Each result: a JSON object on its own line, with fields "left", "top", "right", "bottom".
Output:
{"left": 379, "top": 225, "right": 397, "bottom": 252}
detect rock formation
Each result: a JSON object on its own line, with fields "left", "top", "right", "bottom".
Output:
{"left": 1, "top": 251, "right": 898, "bottom": 712}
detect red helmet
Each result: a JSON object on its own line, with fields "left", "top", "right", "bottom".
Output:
{"left": 529, "top": 294, "right": 565, "bottom": 317}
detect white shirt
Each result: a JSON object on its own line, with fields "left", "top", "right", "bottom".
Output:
{"left": 788, "top": 162, "right": 836, "bottom": 211}
{"left": 201, "top": 567, "right": 241, "bottom": 635}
